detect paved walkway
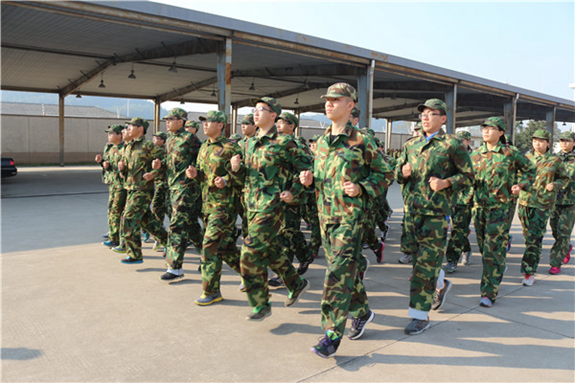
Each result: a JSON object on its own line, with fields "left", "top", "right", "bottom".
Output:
{"left": 2, "top": 166, "right": 574, "bottom": 382}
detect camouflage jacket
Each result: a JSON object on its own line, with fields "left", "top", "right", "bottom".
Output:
{"left": 454, "top": 146, "right": 474, "bottom": 205}
{"left": 120, "top": 136, "right": 164, "bottom": 191}
{"left": 519, "top": 150, "right": 569, "bottom": 210}
{"left": 100, "top": 143, "right": 113, "bottom": 184}
{"left": 164, "top": 128, "right": 202, "bottom": 189}
{"left": 312, "top": 122, "right": 393, "bottom": 224}
{"left": 396, "top": 129, "right": 474, "bottom": 216}
{"left": 232, "top": 126, "right": 312, "bottom": 213}
{"left": 195, "top": 136, "right": 242, "bottom": 215}
{"left": 556, "top": 149, "right": 575, "bottom": 205}
{"left": 103, "top": 142, "right": 125, "bottom": 188}
{"left": 153, "top": 146, "right": 167, "bottom": 188}
{"left": 471, "top": 142, "right": 535, "bottom": 208}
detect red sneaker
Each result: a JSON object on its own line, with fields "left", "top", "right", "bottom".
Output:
{"left": 563, "top": 245, "right": 572, "bottom": 264}
{"left": 549, "top": 266, "right": 561, "bottom": 275}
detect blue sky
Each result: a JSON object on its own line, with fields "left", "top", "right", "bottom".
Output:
{"left": 157, "top": 0, "right": 574, "bottom": 101}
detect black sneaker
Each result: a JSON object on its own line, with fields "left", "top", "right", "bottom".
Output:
{"left": 404, "top": 318, "right": 430, "bottom": 335}
{"left": 102, "top": 232, "right": 109, "bottom": 239}
{"left": 285, "top": 278, "right": 310, "bottom": 307}
{"left": 297, "top": 259, "right": 313, "bottom": 275}
{"left": 310, "top": 332, "right": 341, "bottom": 358}
{"left": 373, "top": 242, "right": 385, "bottom": 263}
{"left": 268, "top": 275, "right": 284, "bottom": 288}
{"left": 443, "top": 261, "right": 457, "bottom": 273}
{"left": 348, "top": 310, "right": 375, "bottom": 340}
{"left": 120, "top": 256, "right": 143, "bottom": 264}
{"left": 432, "top": 279, "right": 452, "bottom": 310}
{"left": 246, "top": 305, "right": 272, "bottom": 321}
{"left": 381, "top": 222, "right": 390, "bottom": 241}
{"left": 160, "top": 272, "right": 184, "bottom": 283}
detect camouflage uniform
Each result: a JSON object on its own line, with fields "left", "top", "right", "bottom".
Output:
{"left": 471, "top": 118, "right": 535, "bottom": 301}
{"left": 194, "top": 112, "right": 243, "bottom": 294}
{"left": 396, "top": 102, "right": 474, "bottom": 319}
{"left": 312, "top": 84, "right": 393, "bottom": 338}
{"left": 103, "top": 125, "right": 126, "bottom": 244}
{"left": 120, "top": 119, "right": 168, "bottom": 261}
{"left": 151, "top": 132, "right": 169, "bottom": 225}
{"left": 231, "top": 98, "right": 311, "bottom": 311}
{"left": 519, "top": 130, "right": 569, "bottom": 276}
{"left": 549, "top": 132, "right": 575, "bottom": 268}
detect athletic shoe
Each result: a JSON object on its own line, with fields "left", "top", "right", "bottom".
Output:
{"left": 246, "top": 305, "right": 271, "bottom": 321}
{"left": 285, "top": 278, "right": 310, "bottom": 307}
{"left": 507, "top": 234, "right": 513, "bottom": 252}
{"left": 373, "top": 242, "right": 385, "bottom": 264}
{"left": 120, "top": 256, "right": 143, "bottom": 264}
{"left": 112, "top": 245, "right": 126, "bottom": 254}
{"left": 479, "top": 297, "right": 493, "bottom": 307}
{"left": 238, "top": 282, "right": 247, "bottom": 292}
{"left": 443, "top": 261, "right": 457, "bottom": 273}
{"left": 152, "top": 241, "right": 163, "bottom": 251}
{"left": 522, "top": 274, "right": 535, "bottom": 286}
{"left": 160, "top": 272, "right": 184, "bottom": 283}
{"left": 102, "top": 240, "right": 119, "bottom": 247}
{"left": 404, "top": 318, "right": 430, "bottom": 335}
{"left": 268, "top": 275, "right": 284, "bottom": 288}
{"left": 297, "top": 259, "right": 313, "bottom": 275}
{"left": 194, "top": 291, "right": 223, "bottom": 306}
{"left": 310, "top": 331, "right": 341, "bottom": 358}
{"left": 398, "top": 253, "right": 412, "bottom": 264}
{"left": 380, "top": 222, "right": 390, "bottom": 242}
{"left": 460, "top": 250, "right": 472, "bottom": 265}
{"left": 141, "top": 231, "right": 151, "bottom": 243}
{"left": 563, "top": 244, "right": 572, "bottom": 264}
{"left": 362, "top": 243, "right": 369, "bottom": 249}
{"left": 431, "top": 279, "right": 452, "bottom": 310}
{"left": 348, "top": 310, "right": 375, "bottom": 340}
{"left": 360, "top": 258, "right": 370, "bottom": 281}
{"left": 549, "top": 266, "right": 561, "bottom": 275}
{"left": 102, "top": 232, "right": 109, "bottom": 239}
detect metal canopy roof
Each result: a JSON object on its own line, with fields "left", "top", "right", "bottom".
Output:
{"left": 2, "top": 0, "right": 575, "bottom": 128}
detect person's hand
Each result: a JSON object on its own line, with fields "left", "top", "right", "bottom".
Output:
{"left": 546, "top": 183, "right": 555, "bottom": 192}
{"left": 231, "top": 154, "right": 241, "bottom": 172}
{"left": 95, "top": 154, "right": 102, "bottom": 163}
{"left": 214, "top": 176, "right": 226, "bottom": 189}
{"left": 118, "top": 161, "right": 125, "bottom": 171}
{"left": 280, "top": 190, "right": 294, "bottom": 203}
{"left": 143, "top": 172, "right": 154, "bottom": 181}
{"left": 402, "top": 162, "right": 412, "bottom": 178}
{"left": 511, "top": 185, "right": 522, "bottom": 195}
{"left": 186, "top": 165, "right": 197, "bottom": 179}
{"left": 429, "top": 177, "right": 451, "bottom": 192}
{"left": 152, "top": 159, "right": 161, "bottom": 170}
{"left": 102, "top": 161, "right": 110, "bottom": 169}
{"left": 343, "top": 181, "right": 360, "bottom": 197}
{"left": 299, "top": 170, "right": 313, "bottom": 186}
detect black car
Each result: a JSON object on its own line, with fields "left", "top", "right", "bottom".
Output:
{"left": 1, "top": 157, "right": 18, "bottom": 178}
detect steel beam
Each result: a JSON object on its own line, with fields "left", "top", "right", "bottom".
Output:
{"left": 218, "top": 38, "right": 232, "bottom": 136}
{"left": 445, "top": 85, "right": 457, "bottom": 134}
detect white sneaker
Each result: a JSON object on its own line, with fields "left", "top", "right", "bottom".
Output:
{"left": 522, "top": 274, "right": 535, "bottom": 286}
{"left": 399, "top": 253, "right": 412, "bottom": 264}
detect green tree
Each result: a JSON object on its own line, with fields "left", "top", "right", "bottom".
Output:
{"left": 514, "top": 120, "right": 560, "bottom": 154}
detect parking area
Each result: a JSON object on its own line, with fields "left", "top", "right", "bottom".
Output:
{"left": 2, "top": 166, "right": 574, "bottom": 382}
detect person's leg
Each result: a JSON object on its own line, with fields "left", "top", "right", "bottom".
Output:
{"left": 520, "top": 206, "right": 550, "bottom": 275}
{"left": 479, "top": 206, "right": 510, "bottom": 302}
{"left": 549, "top": 204, "right": 575, "bottom": 268}
{"left": 122, "top": 190, "right": 153, "bottom": 260}
{"left": 165, "top": 187, "right": 192, "bottom": 271}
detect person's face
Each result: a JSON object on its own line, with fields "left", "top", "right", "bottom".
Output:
{"left": 241, "top": 123, "right": 256, "bottom": 137}
{"left": 253, "top": 103, "right": 276, "bottom": 127}
{"left": 462, "top": 138, "right": 470, "bottom": 147}
{"left": 309, "top": 141, "right": 317, "bottom": 152}
{"left": 126, "top": 124, "right": 143, "bottom": 140}
{"left": 325, "top": 97, "right": 354, "bottom": 122}
{"left": 165, "top": 117, "right": 184, "bottom": 133}
{"left": 203, "top": 120, "right": 223, "bottom": 140}
{"left": 108, "top": 132, "right": 122, "bottom": 144}
{"left": 532, "top": 138, "right": 549, "bottom": 154}
{"left": 481, "top": 125, "right": 503, "bottom": 145}
{"left": 185, "top": 126, "right": 197, "bottom": 135}
{"left": 276, "top": 119, "right": 294, "bottom": 135}
{"left": 122, "top": 128, "right": 129, "bottom": 141}
{"left": 420, "top": 108, "right": 446, "bottom": 134}
{"left": 559, "top": 139, "right": 574, "bottom": 153}
{"left": 152, "top": 136, "right": 165, "bottom": 147}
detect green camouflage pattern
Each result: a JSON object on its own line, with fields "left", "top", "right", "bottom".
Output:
{"left": 320, "top": 82, "right": 357, "bottom": 102}
{"left": 400, "top": 209, "right": 417, "bottom": 255}
{"left": 278, "top": 112, "right": 298, "bottom": 127}
{"left": 350, "top": 106, "right": 360, "bottom": 118}
{"left": 163, "top": 108, "right": 188, "bottom": 120}
{"left": 532, "top": 129, "right": 551, "bottom": 141}
{"left": 481, "top": 117, "right": 505, "bottom": 131}
{"left": 125, "top": 117, "right": 149, "bottom": 131}
{"left": 185, "top": 120, "right": 200, "bottom": 129}
{"left": 445, "top": 204, "right": 472, "bottom": 263}
{"left": 471, "top": 142, "right": 535, "bottom": 207}
{"left": 253, "top": 96, "right": 281, "bottom": 116}
{"left": 279, "top": 204, "right": 313, "bottom": 264}
{"left": 456, "top": 130, "right": 471, "bottom": 141}
{"left": 550, "top": 204, "right": 575, "bottom": 267}
{"left": 153, "top": 132, "right": 168, "bottom": 141}
{"left": 105, "top": 124, "right": 123, "bottom": 134}
{"left": 199, "top": 110, "right": 228, "bottom": 124}
{"left": 104, "top": 142, "right": 125, "bottom": 187}
{"left": 229, "top": 133, "right": 242, "bottom": 143}
{"left": 302, "top": 196, "right": 321, "bottom": 255}
{"left": 417, "top": 98, "right": 446, "bottom": 114}
{"left": 519, "top": 150, "right": 569, "bottom": 210}
{"left": 473, "top": 205, "right": 511, "bottom": 301}
{"left": 99, "top": 143, "right": 113, "bottom": 184}
{"left": 120, "top": 137, "right": 164, "bottom": 191}
{"left": 164, "top": 128, "right": 202, "bottom": 188}
{"left": 519, "top": 205, "right": 551, "bottom": 275}
{"left": 240, "top": 113, "right": 255, "bottom": 125}
{"left": 107, "top": 186, "right": 127, "bottom": 243}
{"left": 555, "top": 149, "right": 575, "bottom": 205}
{"left": 559, "top": 131, "right": 575, "bottom": 141}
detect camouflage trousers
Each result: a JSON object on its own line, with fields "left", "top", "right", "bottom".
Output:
{"left": 165, "top": 187, "right": 204, "bottom": 270}
{"left": 241, "top": 208, "right": 304, "bottom": 309}
{"left": 151, "top": 184, "right": 169, "bottom": 224}
{"left": 374, "top": 191, "right": 392, "bottom": 230}
{"left": 238, "top": 199, "right": 248, "bottom": 239}
{"left": 404, "top": 213, "right": 447, "bottom": 316}
{"left": 122, "top": 190, "right": 168, "bottom": 260}
{"left": 107, "top": 185, "right": 126, "bottom": 243}
{"left": 473, "top": 205, "right": 511, "bottom": 301}
{"left": 362, "top": 200, "right": 380, "bottom": 251}
{"left": 280, "top": 204, "right": 313, "bottom": 264}
{"left": 201, "top": 209, "right": 242, "bottom": 294}
{"left": 550, "top": 204, "right": 575, "bottom": 267}
{"left": 187, "top": 191, "right": 204, "bottom": 252}
{"left": 518, "top": 205, "right": 551, "bottom": 275}
{"left": 320, "top": 220, "right": 369, "bottom": 338}
{"left": 446, "top": 204, "right": 473, "bottom": 263}
{"left": 302, "top": 195, "right": 321, "bottom": 255}
{"left": 400, "top": 208, "right": 417, "bottom": 255}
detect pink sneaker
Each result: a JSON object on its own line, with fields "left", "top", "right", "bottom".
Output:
{"left": 549, "top": 266, "right": 561, "bottom": 275}
{"left": 563, "top": 244, "right": 572, "bottom": 264}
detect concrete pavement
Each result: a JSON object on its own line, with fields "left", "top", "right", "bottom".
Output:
{"left": 2, "top": 166, "right": 574, "bottom": 382}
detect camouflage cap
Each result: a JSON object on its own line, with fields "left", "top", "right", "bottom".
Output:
{"left": 456, "top": 130, "right": 471, "bottom": 141}
{"left": 241, "top": 113, "right": 255, "bottom": 125}
{"left": 199, "top": 110, "right": 228, "bottom": 124}
{"left": 163, "top": 107, "right": 188, "bottom": 120}
{"left": 229, "top": 133, "right": 242, "bottom": 142}
{"left": 481, "top": 117, "right": 505, "bottom": 131}
{"left": 350, "top": 106, "right": 360, "bottom": 118}
{"left": 417, "top": 98, "right": 447, "bottom": 114}
{"left": 253, "top": 96, "right": 282, "bottom": 116}
{"left": 309, "top": 134, "right": 321, "bottom": 142}
{"left": 185, "top": 120, "right": 200, "bottom": 130}
{"left": 105, "top": 124, "right": 124, "bottom": 134}
{"left": 125, "top": 117, "right": 149, "bottom": 130}
{"left": 153, "top": 132, "right": 168, "bottom": 141}
{"left": 278, "top": 112, "right": 298, "bottom": 127}
{"left": 414, "top": 122, "right": 423, "bottom": 131}
{"left": 532, "top": 129, "right": 551, "bottom": 141}
{"left": 559, "top": 131, "right": 575, "bottom": 141}
{"left": 321, "top": 82, "right": 357, "bottom": 102}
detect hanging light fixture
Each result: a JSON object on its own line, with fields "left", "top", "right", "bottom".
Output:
{"left": 180, "top": 99, "right": 185, "bottom": 105}
{"left": 169, "top": 57, "right": 178, "bottom": 73}
{"left": 98, "top": 73, "right": 106, "bottom": 88}
{"left": 294, "top": 95, "right": 299, "bottom": 105}
{"left": 563, "top": 121, "right": 567, "bottom": 126}
{"left": 211, "top": 87, "right": 216, "bottom": 97}
{"left": 249, "top": 78, "right": 255, "bottom": 91}
{"left": 75, "top": 92, "right": 82, "bottom": 99}
{"left": 128, "top": 63, "right": 136, "bottom": 79}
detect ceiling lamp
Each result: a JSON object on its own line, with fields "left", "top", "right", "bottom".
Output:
{"left": 180, "top": 99, "right": 185, "bottom": 105}
{"left": 75, "top": 92, "right": 82, "bottom": 99}
{"left": 294, "top": 96, "right": 299, "bottom": 105}
{"left": 249, "top": 78, "right": 255, "bottom": 91}
{"left": 211, "top": 87, "right": 216, "bottom": 97}
{"left": 128, "top": 63, "right": 136, "bottom": 79}
{"left": 169, "top": 58, "right": 178, "bottom": 73}
{"left": 98, "top": 73, "right": 106, "bottom": 88}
